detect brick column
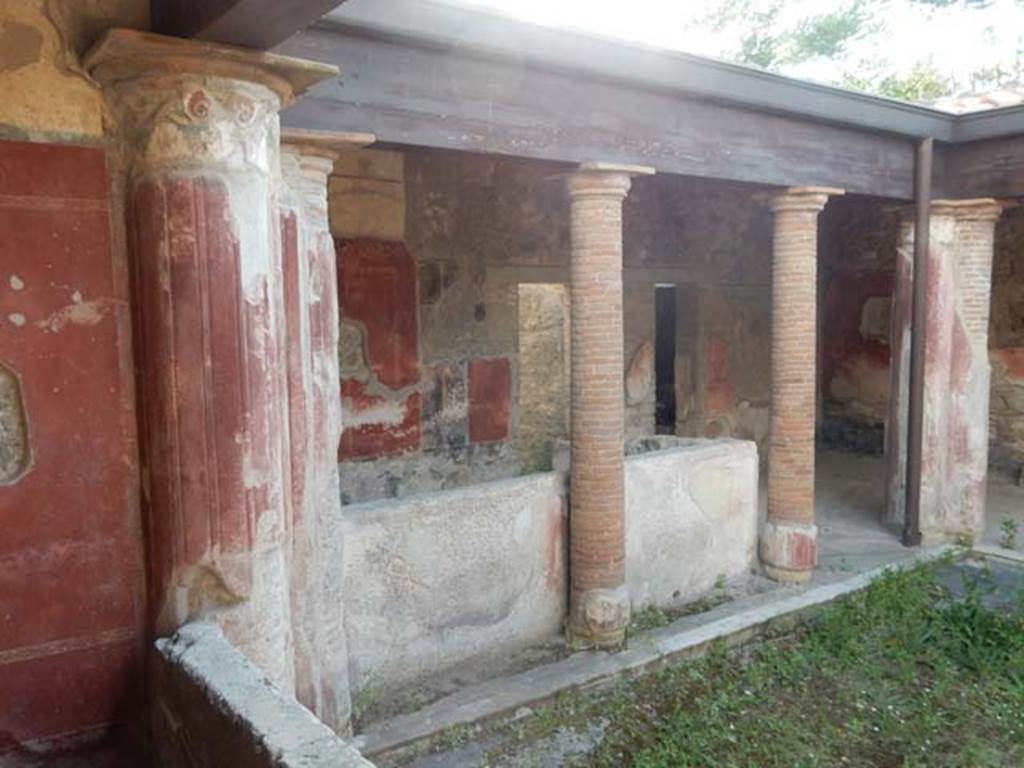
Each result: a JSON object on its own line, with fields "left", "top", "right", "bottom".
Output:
{"left": 280, "top": 130, "right": 372, "bottom": 734}
{"left": 86, "top": 30, "right": 336, "bottom": 690}
{"left": 885, "top": 200, "right": 1006, "bottom": 539}
{"left": 761, "top": 187, "right": 842, "bottom": 583}
{"left": 566, "top": 162, "right": 653, "bottom": 648}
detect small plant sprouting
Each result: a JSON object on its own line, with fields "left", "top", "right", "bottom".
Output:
{"left": 999, "top": 517, "right": 1019, "bottom": 550}
{"left": 954, "top": 531, "right": 975, "bottom": 550}
{"left": 629, "top": 605, "right": 672, "bottom": 634}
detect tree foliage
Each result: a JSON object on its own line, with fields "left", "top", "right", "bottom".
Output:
{"left": 690, "top": 0, "right": 1022, "bottom": 102}
{"left": 843, "top": 61, "right": 954, "bottom": 102}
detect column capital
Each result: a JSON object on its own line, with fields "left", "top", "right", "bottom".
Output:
{"left": 85, "top": 29, "right": 337, "bottom": 106}
{"left": 86, "top": 30, "right": 337, "bottom": 178}
{"left": 888, "top": 198, "right": 1013, "bottom": 225}
{"left": 930, "top": 198, "right": 1012, "bottom": 222}
{"left": 281, "top": 129, "right": 376, "bottom": 194}
{"left": 769, "top": 186, "right": 845, "bottom": 212}
{"left": 281, "top": 128, "right": 376, "bottom": 161}
{"left": 567, "top": 161, "right": 655, "bottom": 200}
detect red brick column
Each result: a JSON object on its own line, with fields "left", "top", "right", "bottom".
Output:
{"left": 566, "top": 162, "right": 653, "bottom": 648}
{"left": 280, "top": 130, "right": 371, "bottom": 734}
{"left": 86, "top": 30, "right": 335, "bottom": 690}
{"left": 885, "top": 200, "right": 1007, "bottom": 539}
{"left": 761, "top": 187, "right": 842, "bottom": 583}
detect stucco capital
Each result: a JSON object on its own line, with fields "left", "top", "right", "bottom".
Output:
{"left": 85, "top": 30, "right": 337, "bottom": 177}
{"left": 930, "top": 198, "right": 1011, "bottom": 222}
{"left": 281, "top": 129, "right": 376, "bottom": 198}
{"left": 769, "top": 186, "right": 845, "bottom": 213}
{"left": 281, "top": 128, "right": 376, "bottom": 160}
{"left": 85, "top": 29, "right": 336, "bottom": 107}
{"left": 567, "top": 161, "right": 656, "bottom": 200}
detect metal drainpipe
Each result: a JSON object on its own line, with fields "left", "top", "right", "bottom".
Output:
{"left": 903, "top": 137, "right": 933, "bottom": 547}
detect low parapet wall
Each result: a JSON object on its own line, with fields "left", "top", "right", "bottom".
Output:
{"left": 153, "top": 622, "right": 373, "bottom": 768}
{"left": 340, "top": 437, "right": 758, "bottom": 720}
{"left": 339, "top": 472, "right": 568, "bottom": 719}
{"left": 624, "top": 437, "right": 759, "bottom": 608}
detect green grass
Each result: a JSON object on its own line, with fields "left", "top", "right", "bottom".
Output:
{"left": 628, "top": 579, "right": 734, "bottom": 637}
{"left": 578, "top": 559, "right": 1024, "bottom": 768}
{"left": 1000, "top": 517, "right": 1019, "bottom": 550}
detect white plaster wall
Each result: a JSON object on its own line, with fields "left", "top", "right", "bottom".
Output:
{"left": 338, "top": 438, "right": 757, "bottom": 713}
{"left": 624, "top": 438, "right": 759, "bottom": 609}
{"left": 338, "top": 472, "right": 567, "bottom": 709}
{"left": 154, "top": 623, "right": 372, "bottom": 768}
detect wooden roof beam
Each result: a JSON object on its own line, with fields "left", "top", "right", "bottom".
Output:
{"left": 152, "top": 0, "right": 347, "bottom": 50}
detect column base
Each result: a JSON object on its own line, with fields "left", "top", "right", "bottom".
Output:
{"left": 760, "top": 520, "right": 817, "bottom": 584}
{"left": 567, "top": 586, "right": 630, "bottom": 650}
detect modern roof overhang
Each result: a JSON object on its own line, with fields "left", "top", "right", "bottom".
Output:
{"left": 274, "top": 0, "right": 1024, "bottom": 200}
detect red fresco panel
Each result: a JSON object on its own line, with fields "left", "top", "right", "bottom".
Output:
{"left": 468, "top": 357, "right": 511, "bottom": 443}
{"left": 0, "top": 639, "right": 138, "bottom": 744}
{"left": 704, "top": 335, "right": 735, "bottom": 416}
{"left": 0, "top": 139, "right": 144, "bottom": 746}
{"left": 337, "top": 239, "right": 418, "bottom": 390}
{"left": 338, "top": 380, "right": 421, "bottom": 459}
{"left": 822, "top": 269, "right": 893, "bottom": 393}
{"left": 337, "top": 239, "right": 421, "bottom": 459}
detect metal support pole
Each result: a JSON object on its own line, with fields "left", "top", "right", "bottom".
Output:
{"left": 903, "top": 137, "right": 933, "bottom": 547}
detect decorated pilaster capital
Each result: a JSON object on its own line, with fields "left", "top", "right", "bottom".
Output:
{"left": 281, "top": 128, "right": 376, "bottom": 159}
{"left": 85, "top": 29, "right": 337, "bottom": 177}
{"left": 567, "top": 161, "right": 655, "bottom": 200}
{"left": 281, "top": 128, "right": 375, "bottom": 194}
{"left": 930, "top": 198, "right": 1012, "bottom": 222}
{"left": 769, "top": 186, "right": 845, "bottom": 213}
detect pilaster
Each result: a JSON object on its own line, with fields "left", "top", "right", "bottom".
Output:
{"left": 86, "top": 29, "right": 336, "bottom": 690}
{"left": 884, "top": 199, "right": 1007, "bottom": 540}
{"left": 280, "top": 129, "right": 372, "bottom": 734}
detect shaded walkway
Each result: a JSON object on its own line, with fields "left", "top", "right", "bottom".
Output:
{"left": 811, "top": 448, "right": 1024, "bottom": 571}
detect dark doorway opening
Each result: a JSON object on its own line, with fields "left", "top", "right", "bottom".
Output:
{"left": 655, "top": 284, "right": 677, "bottom": 434}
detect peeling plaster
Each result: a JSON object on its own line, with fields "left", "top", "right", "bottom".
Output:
{"left": 0, "top": 362, "right": 30, "bottom": 483}
{"left": 0, "top": 1, "right": 113, "bottom": 139}
{"left": 34, "top": 298, "right": 110, "bottom": 332}
{"left": 625, "top": 339, "right": 654, "bottom": 406}
{"left": 0, "top": 20, "right": 42, "bottom": 72}
{"left": 342, "top": 398, "right": 407, "bottom": 429}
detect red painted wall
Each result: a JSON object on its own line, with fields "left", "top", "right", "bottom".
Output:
{"left": 337, "top": 239, "right": 421, "bottom": 460}
{"left": 337, "top": 240, "right": 418, "bottom": 389}
{"left": 335, "top": 240, "right": 513, "bottom": 460}
{"left": 0, "top": 140, "right": 144, "bottom": 748}
{"left": 704, "top": 334, "right": 735, "bottom": 416}
{"left": 468, "top": 357, "right": 511, "bottom": 443}
{"left": 339, "top": 381, "right": 422, "bottom": 459}
{"left": 822, "top": 269, "right": 893, "bottom": 411}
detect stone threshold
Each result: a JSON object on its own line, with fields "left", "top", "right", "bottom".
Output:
{"left": 354, "top": 546, "right": 955, "bottom": 763}
{"left": 973, "top": 543, "right": 1024, "bottom": 565}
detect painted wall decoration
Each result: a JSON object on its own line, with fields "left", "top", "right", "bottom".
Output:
{"left": 468, "top": 357, "right": 511, "bottom": 443}
{"left": 337, "top": 239, "right": 421, "bottom": 460}
{"left": 0, "top": 139, "right": 144, "bottom": 746}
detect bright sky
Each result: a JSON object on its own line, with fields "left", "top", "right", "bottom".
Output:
{"left": 440, "top": 0, "right": 1024, "bottom": 94}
